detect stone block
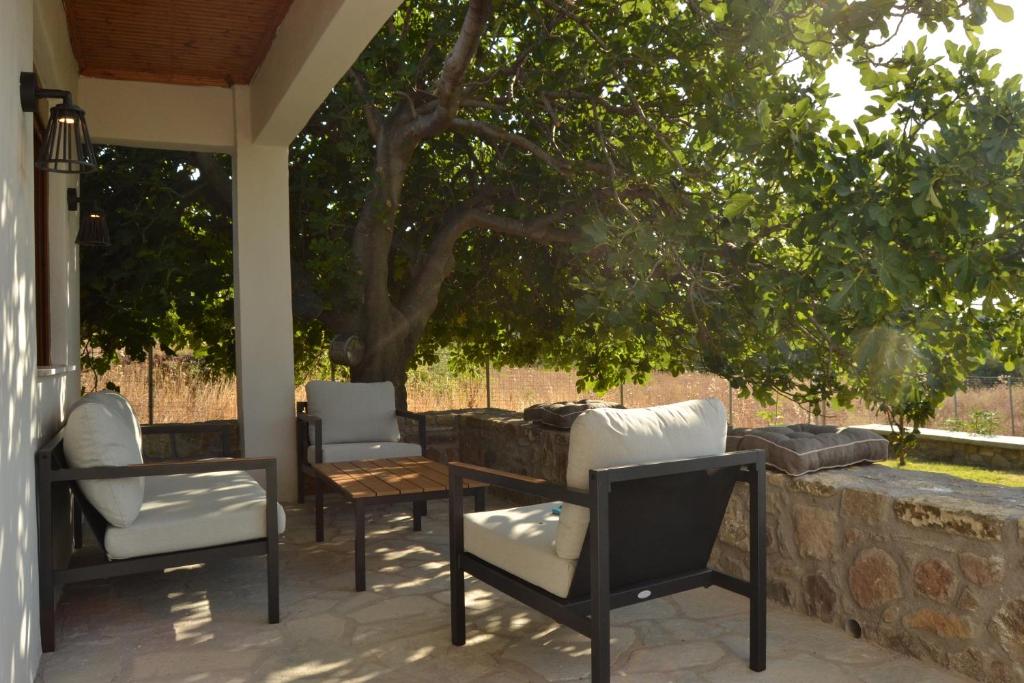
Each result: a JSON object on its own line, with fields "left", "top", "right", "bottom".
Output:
{"left": 959, "top": 552, "right": 1006, "bottom": 587}
{"left": 849, "top": 548, "right": 902, "bottom": 610}
{"left": 903, "top": 608, "right": 973, "bottom": 639}
{"left": 803, "top": 574, "right": 836, "bottom": 623}
{"left": 912, "top": 558, "right": 957, "bottom": 604}
{"left": 893, "top": 499, "right": 1003, "bottom": 541}
{"left": 841, "top": 488, "right": 889, "bottom": 527}
{"left": 793, "top": 504, "right": 837, "bottom": 560}
{"left": 991, "top": 599, "right": 1024, "bottom": 661}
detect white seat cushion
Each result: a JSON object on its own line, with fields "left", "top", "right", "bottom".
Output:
{"left": 309, "top": 441, "right": 422, "bottom": 463}
{"left": 63, "top": 396, "right": 145, "bottom": 528}
{"left": 464, "top": 502, "right": 576, "bottom": 599}
{"left": 104, "top": 468, "right": 287, "bottom": 560}
{"left": 555, "top": 399, "right": 727, "bottom": 560}
{"left": 306, "top": 381, "right": 401, "bottom": 444}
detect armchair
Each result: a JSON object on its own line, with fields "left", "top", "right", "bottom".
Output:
{"left": 448, "top": 399, "right": 767, "bottom": 682}
{"left": 36, "top": 392, "right": 283, "bottom": 652}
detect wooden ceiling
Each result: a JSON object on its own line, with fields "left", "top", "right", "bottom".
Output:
{"left": 63, "top": 0, "right": 295, "bottom": 87}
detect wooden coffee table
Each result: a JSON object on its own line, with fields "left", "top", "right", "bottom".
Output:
{"left": 312, "top": 457, "right": 486, "bottom": 591}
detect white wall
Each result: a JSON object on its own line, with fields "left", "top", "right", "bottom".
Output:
{"left": 0, "top": 0, "right": 80, "bottom": 679}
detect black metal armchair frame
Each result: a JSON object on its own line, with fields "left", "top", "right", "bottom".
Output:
{"left": 36, "top": 431, "right": 280, "bottom": 653}
{"left": 448, "top": 449, "right": 767, "bottom": 682}
{"left": 295, "top": 399, "right": 428, "bottom": 503}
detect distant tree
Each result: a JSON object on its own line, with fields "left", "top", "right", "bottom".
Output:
{"left": 80, "top": 147, "right": 234, "bottom": 376}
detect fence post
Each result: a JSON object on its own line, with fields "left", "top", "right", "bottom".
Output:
{"left": 952, "top": 392, "right": 959, "bottom": 421}
{"left": 619, "top": 383, "right": 624, "bottom": 407}
{"left": 1009, "top": 376, "right": 1016, "bottom": 436}
{"left": 728, "top": 386, "right": 734, "bottom": 427}
{"left": 147, "top": 348, "right": 155, "bottom": 425}
{"left": 485, "top": 360, "right": 491, "bottom": 410}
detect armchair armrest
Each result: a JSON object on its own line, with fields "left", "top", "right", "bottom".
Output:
{"left": 296, "top": 412, "right": 323, "bottom": 464}
{"left": 448, "top": 461, "right": 589, "bottom": 507}
{"left": 47, "top": 456, "right": 278, "bottom": 482}
{"left": 396, "top": 409, "right": 428, "bottom": 457}
{"left": 592, "top": 449, "right": 766, "bottom": 485}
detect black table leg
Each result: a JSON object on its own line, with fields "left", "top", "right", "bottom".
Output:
{"left": 413, "top": 500, "right": 426, "bottom": 531}
{"left": 473, "top": 488, "right": 486, "bottom": 512}
{"left": 354, "top": 501, "right": 366, "bottom": 591}
{"left": 315, "top": 475, "right": 325, "bottom": 543}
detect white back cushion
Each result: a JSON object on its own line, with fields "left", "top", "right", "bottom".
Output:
{"left": 306, "top": 381, "right": 401, "bottom": 444}
{"left": 73, "top": 391, "right": 143, "bottom": 451}
{"left": 63, "top": 398, "right": 145, "bottom": 528}
{"left": 555, "top": 399, "right": 727, "bottom": 560}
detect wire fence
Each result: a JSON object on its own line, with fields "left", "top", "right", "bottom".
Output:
{"left": 83, "top": 353, "right": 1024, "bottom": 436}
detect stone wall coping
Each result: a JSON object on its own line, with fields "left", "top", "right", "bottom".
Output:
{"left": 858, "top": 423, "right": 1024, "bottom": 450}
{"left": 785, "top": 465, "right": 1024, "bottom": 522}
{"left": 462, "top": 411, "right": 1024, "bottom": 522}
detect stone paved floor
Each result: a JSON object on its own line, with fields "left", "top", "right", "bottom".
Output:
{"left": 37, "top": 500, "right": 971, "bottom": 682}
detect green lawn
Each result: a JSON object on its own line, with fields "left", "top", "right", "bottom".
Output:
{"left": 879, "top": 459, "right": 1024, "bottom": 488}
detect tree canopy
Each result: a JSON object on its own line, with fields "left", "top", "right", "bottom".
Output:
{"left": 82, "top": 0, "right": 1024, "bottom": 438}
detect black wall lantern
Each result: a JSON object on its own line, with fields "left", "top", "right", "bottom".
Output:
{"left": 67, "top": 188, "right": 110, "bottom": 247}
{"left": 21, "top": 72, "right": 97, "bottom": 174}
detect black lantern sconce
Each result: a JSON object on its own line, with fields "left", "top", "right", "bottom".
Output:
{"left": 20, "top": 72, "right": 97, "bottom": 174}
{"left": 67, "top": 188, "right": 110, "bottom": 247}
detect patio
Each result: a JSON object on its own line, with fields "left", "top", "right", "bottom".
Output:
{"left": 37, "top": 500, "right": 969, "bottom": 683}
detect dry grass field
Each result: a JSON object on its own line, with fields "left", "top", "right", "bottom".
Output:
{"left": 83, "top": 355, "right": 1023, "bottom": 436}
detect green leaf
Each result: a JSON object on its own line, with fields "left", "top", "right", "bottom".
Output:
{"left": 723, "top": 193, "right": 755, "bottom": 219}
{"left": 989, "top": 1, "right": 1014, "bottom": 22}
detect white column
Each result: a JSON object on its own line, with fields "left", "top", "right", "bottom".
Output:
{"left": 232, "top": 86, "right": 297, "bottom": 501}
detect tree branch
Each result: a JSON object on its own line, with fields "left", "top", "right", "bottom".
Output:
{"left": 451, "top": 117, "right": 609, "bottom": 177}
{"left": 399, "top": 205, "right": 578, "bottom": 323}
{"left": 349, "top": 69, "right": 384, "bottom": 143}
{"left": 402, "top": 0, "right": 493, "bottom": 141}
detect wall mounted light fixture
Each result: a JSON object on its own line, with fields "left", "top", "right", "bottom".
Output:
{"left": 66, "top": 188, "right": 110, "bottom": 247}
{"left": 21, "top": 72, "right": 97, "bottom": 174}
{"left": 76, "top": 209, "right": 110, "bottom": 247}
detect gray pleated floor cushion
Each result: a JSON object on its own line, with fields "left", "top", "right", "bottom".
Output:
{"left": 726, "top": 424, "right": 888, "bottom": 475}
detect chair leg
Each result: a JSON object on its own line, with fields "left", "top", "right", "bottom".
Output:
{"left": 354, "top": 502, "right": 367, "bottom": 592}
{"left": 590, "top": 473, "right": 612, "bottom": 682}
{"left": 473, "top": 488, "right": 486, "bottom": 512}
{"left": 39, "top": 571, "right": 56, "bottom": 653}
{"left": 267, "top": 543, "right": 280, "bottom": 624}
{"left": 449, "top": 490, "right": 466, "bottom": 646}
{"left": 590, "top": 612, "right": 611, "bottom": 683}
{"left": 72, "top": 495, "right": 83, "bottom": 549}
{"left": 297, "top": 469, "right": 306, "bottom": 504}
{"left": 315, "top": 476, "right": 325, "bottom": 543}
{"left": 749, "top": 462, "right": 767, "bottom": 671}
{"left": 413, "top": 500, "right": 426, "bottom": 531}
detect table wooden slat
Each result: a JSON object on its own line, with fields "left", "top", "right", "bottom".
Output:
{"left": 320, "top": 464, "right": 377, "bottom": 499}
{"left": 372, "top": 458, "right": 447, "bottom": 493}
{"left": 391, "top": 458, "right": 450, "bottom": 489}
{"left": 349, "top": 459, "right": 424, "bottom": 495}
{"left": 314, "top": 457, "right": 487, "bottom": 498}
{"left": 399, "top": 457, "right": 488, "bottom": 490}
{"left": 330, "top": 461, "right": 402, "bottom": 496}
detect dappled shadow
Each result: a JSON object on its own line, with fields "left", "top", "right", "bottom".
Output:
{"left": 36, "top": 503, "right": 972, "bottom": 682}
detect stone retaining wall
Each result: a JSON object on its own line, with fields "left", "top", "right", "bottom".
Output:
{"left": 861, "top": 424, "right": 1024, "bottom": 472}
{"left": 457, "top": 411, "right": 1024, "bottom": 683}
{"left": 141, "top": 420, "right": 240, "bottom": 460}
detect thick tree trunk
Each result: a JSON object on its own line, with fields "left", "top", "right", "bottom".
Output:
{"left": 348, "top": 303, "right": 423, "bottom": 409}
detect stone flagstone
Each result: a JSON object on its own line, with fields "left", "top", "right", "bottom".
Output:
{"left": 37, "top": 500, "right": 971, "bottom": 682}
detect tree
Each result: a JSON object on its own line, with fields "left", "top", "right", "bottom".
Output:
{"left": 82, "top": 0, "right": 1023, "bottom": 430}
{"left": 291, "top": 0, "right": 1023, "bottom": 408}
{"left": 80, "top": 147, "right": 235, "bottom": 376}
{"left": 572, "top": 3, "right": 1024, "bottom": 462}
